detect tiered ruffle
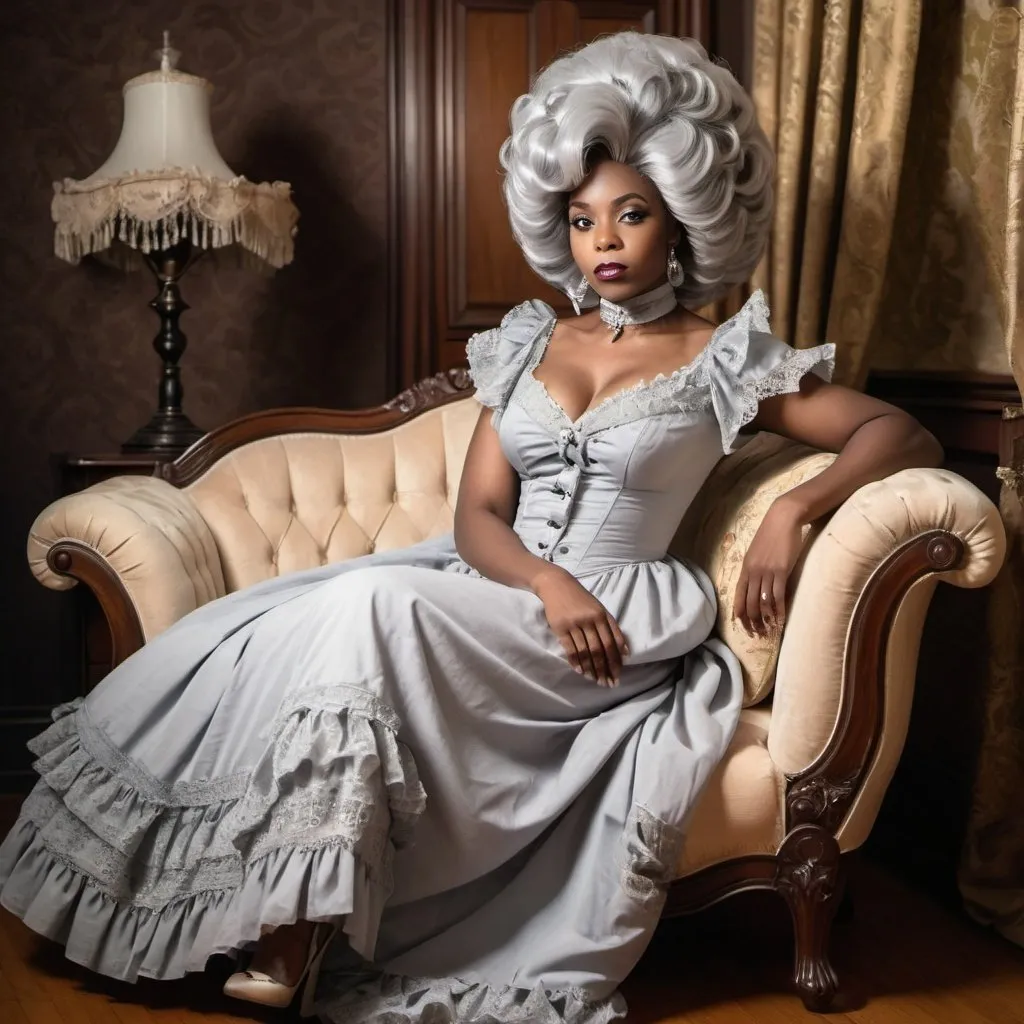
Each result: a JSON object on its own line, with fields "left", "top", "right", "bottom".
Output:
{"left": 0, "top": 692, "right": 425, "bottom": 982}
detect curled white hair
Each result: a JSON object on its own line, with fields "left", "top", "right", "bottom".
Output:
{"left": 499, "top": 33, "right": 774, "bottom": 307}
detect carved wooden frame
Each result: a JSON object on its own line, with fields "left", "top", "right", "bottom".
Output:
{"left": 44, "top": 372, "right": 965, "bottom": 1012}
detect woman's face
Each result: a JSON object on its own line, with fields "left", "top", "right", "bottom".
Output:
{"left": 567, "top": 158, "right": 679, "bottom": 303}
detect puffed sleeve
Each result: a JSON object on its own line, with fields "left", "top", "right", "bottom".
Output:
{"left": 705, "top": 290, "right": 836, "bottom": 453}
{"left": 466, "top": 299, "right": 556, "bottom": 425}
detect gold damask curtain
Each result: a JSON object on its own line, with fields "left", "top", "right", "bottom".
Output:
{"left": 750, "top": 0, "right": 921, "bottom": 386}
{"left": 956, "top": 3, "right": 1024, "bottom": 949}
{"left": 751, "top": 1, "right": 1024, "bottom": 947}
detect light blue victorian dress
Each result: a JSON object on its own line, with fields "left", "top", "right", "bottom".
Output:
{"left": 0, "top": 291, "right": 833, "bottom": 1023}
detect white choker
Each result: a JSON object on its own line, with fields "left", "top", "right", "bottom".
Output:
{"left": 599, "top": 282, "right": 678, "bottom": 342}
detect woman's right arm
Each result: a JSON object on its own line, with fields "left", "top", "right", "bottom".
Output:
{"left": 453, "top": 409, "right": 553, "bottom": 591}
{"left": 454, "top": 409, "right": 627, "bottom": 685}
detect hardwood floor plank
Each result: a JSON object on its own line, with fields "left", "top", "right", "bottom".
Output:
{"left": 17, "top": 998, "right": 66, "bottom": 1024}
{"left": 0, "top": 1000, "right": 33, "bottom": 1024}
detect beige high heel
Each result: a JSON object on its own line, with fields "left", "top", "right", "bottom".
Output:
{"left": 223, "top": 922, "right": 335, "bottom": 1013}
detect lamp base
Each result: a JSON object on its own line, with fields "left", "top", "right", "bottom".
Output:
{"left": 121, "top": 410, "right": 205, "bottom": 455}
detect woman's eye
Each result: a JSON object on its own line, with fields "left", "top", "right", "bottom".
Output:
{"left": 621, "top": 209, "right": 647, "bottom": 223}
{"left": 570, "top": 216, "right": 593, "bottom": 229}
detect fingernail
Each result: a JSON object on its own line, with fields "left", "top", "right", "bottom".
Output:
{"left": 574, "top": 666, "right": 583, "bottom": 674}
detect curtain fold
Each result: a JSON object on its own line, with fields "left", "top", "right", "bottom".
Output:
{"left": 959, "top": 2, "right": 1024, "bottom": 949}
{"left": 750, "top": 0, "right": 921, "bottom": 387}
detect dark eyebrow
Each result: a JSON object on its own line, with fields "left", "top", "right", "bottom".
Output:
{"left": 568, "top": 192, "right": 650, "bottom": 211}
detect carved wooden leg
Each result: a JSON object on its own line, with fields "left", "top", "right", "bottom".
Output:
{"left": 775, "top": 824, "right": 844, "bottom": 1012}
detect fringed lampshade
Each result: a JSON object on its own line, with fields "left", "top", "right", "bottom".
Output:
{"left": 51, "top": 33, "right": 300, "bottom": 453}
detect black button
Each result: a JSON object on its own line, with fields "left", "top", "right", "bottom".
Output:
{"left": 558, "top": 545, "right": 569, "bottom": 554}
{"left": 537, "top": 541, "right": 547, "bottom": 550}
{"left": 546, "top": 519, "right": 561, "bottom": 528}
{"left": 552, "top": 485, "right": 565, "bottom": 496}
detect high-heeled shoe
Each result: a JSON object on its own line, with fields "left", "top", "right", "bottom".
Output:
{"left": 223, "top": 922, "right": 335, "bottom": 1013}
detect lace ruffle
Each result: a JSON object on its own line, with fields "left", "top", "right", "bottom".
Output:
{"left": 471, "top": 290, "right": 835, "bottom": 453}
{"left": 0, "top": 691, "right": 425, "bottom": 982}
{"left": 317, "top": 969, "right": 627, "bottom": 1024}
{"left": 466, "top": 300, "right": 557, "bottom": 421}
{"left": 713, "top": 342, "right": 836, "bottom": 454}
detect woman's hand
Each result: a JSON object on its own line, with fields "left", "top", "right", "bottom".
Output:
{"left": 531, "top": 566, "right": 629, "bottom": 686}
{"left": 732, "top": 498, "right": 805, "bottom": 637}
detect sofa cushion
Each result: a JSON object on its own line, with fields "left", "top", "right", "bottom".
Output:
{"left": 676, "top": 704, "right": 785, "bottom": 876}
{"left": 671, "top": 432, "right": 836, "bottom": 706}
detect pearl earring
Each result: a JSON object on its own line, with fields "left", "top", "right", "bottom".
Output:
{"left": 667, "top": 248, "right": 684, "bottom": 288}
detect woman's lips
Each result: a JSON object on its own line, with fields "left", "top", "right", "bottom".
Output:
{"left": 594, "top": 264, "right": 626, "bottom": 281}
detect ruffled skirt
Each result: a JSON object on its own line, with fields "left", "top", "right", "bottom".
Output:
{"left": 0, "top": 535, "right": 742, "bottom": 1022}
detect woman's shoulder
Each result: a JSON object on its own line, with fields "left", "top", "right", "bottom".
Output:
{"left": 466, "top": 299, "right": 556, "bottom": 410}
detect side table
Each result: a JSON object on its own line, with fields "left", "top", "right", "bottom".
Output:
{"left": 52, "top": 452, "right": 174, "bottom": 692}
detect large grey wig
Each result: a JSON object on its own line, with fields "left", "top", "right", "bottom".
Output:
{"left": 499, "top": 33, "right": 774, "bottom": 308}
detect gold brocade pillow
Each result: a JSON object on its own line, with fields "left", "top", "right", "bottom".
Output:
{"left": 670, "top": 432, "right": 837, "bottom": 706}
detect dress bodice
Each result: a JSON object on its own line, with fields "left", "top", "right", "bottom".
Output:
{"left": 468, "top": 291, "right": 835, "bottom": 578}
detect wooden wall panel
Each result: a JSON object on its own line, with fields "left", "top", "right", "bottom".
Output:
{"left": 461, "top": 9, "right": 534, "bottom": 317}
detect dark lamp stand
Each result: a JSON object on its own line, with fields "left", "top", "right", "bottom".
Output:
{"left": 121, "top": 239, "right": 206, "bottom": 454}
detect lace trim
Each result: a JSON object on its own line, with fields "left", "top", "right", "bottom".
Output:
{"left": 466, "top": 301, "right": 552, "bottom": 414}
{"left": 482, "top": 289, "right": 832, "bottom": 448}
{"left": 17, "top": 690, "right": 425, "bottom": 909}
{"left": 465, "top": 327, "right": 504, "bottom": 408}
{"left": 718, "top": 342, "right": 836, "bottom": 453}
{"left": 317, "top": 965, "right": 628, "bottom": 1024}
{"left": 618, "top": 804, "right": 684, "bottom": 907}
{"left": 19, "top": 786, "right": 379, "bottom": 909}
{"left": 581, "top": 372, "right": 711, "bottom": 435}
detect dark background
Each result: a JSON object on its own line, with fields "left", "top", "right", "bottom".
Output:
{"left": 0, "top": 0, "right": 393, "bottom": 721}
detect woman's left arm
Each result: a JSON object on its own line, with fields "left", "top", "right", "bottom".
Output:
{"left": 732, "top": 375, "right": 944, "bottom": 636}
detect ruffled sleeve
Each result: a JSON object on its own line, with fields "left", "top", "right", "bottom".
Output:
{"left": 466, "top": 299, "right": 555, "bottom": 424}
{"left": 706, "top": 290, "right": 836, "bottom": 453}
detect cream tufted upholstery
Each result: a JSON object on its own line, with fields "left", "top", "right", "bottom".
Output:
{"left": 184, "top": 400, "right": 480, "bottom": 593}
{"left": 27, "top": 393, "right": 1006, "bottom": 879}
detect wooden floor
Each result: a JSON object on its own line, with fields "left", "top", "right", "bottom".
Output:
{"left": 0, "top": 797, "right": 1022, "bottom": 1023}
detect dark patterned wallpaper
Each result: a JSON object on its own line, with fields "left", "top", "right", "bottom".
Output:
{"left": 0, "top": 0, "right": 392, "bottom": 754}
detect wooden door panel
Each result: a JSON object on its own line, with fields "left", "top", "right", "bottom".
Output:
{"left": 391, "top": 1, "right": 714, "bottom": 386}
{"left": 445, "top": 0, "right": 675, "bottom": 371}
{"left": 460, "top": 8, "right": 538, "bottom": 323}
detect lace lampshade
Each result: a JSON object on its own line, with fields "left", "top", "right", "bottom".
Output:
{"left": 50, "top": 35, "right": 300, "bottom": 454}
{"left": 52, "top": 35, "right": 298, "bottom": 269}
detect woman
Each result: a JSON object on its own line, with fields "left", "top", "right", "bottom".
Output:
{"left": 0, "top": 32, "right": 941, "bottom": 1024}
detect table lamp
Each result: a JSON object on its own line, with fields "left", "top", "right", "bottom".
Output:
{"left": 51, "top": 33, "right": 300, "bottom": 454}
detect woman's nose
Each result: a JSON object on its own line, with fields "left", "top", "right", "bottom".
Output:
{"left": 595, "top": 230, "right": 621, "bottom": 252}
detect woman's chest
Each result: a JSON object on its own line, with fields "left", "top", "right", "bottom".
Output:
{"left": 499, "top": 400, "right": 723, "bottom": 496}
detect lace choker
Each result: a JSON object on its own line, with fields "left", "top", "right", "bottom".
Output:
{"left": 599, "top": 281, "right": 678, "bottom": 342}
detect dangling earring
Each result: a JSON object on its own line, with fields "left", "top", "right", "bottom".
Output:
{"left": 667, "top": 247, "right": 685, "bottom": 288}
{"left": 567, "top": 274, "right": 590, "bottom": 315}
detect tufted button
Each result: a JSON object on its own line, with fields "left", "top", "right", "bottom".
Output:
{"left": 537, "top": 541, "right": 547, "bottom": 550}
{"left": 558, "top": 545, "right": 569, "bottom": 554}
{"left": 546, "top": 519, "right": 561, "bottom": 528}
